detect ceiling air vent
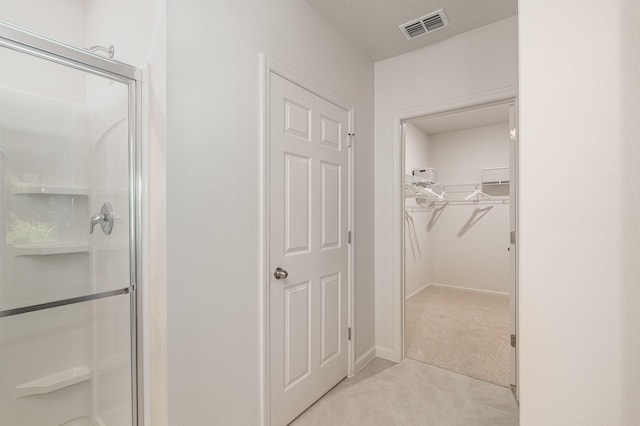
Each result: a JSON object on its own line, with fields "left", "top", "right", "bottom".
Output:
{"left": 399, "top": 9, "right": 449, "bottom": 40}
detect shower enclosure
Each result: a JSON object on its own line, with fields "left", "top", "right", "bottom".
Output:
{"left": 0, "top": 22, "right": 142, "bottom": 425}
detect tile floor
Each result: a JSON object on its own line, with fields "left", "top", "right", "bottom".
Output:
{"left": 289, "top": 358, "right": 518, "bottom": 426}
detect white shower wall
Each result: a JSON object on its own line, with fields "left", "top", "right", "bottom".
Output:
{"left": 2, "top": 0, "right": 168, "bottom": 422}
{"left": 85, "top": 0, "right": 168, "bottom": 423}
{"left": 0, "top": 73, "right": 131, "bottom": 426}
{"left": 0, "top": 5, "right": 139, "bottom": 424}
{"left": 0, "top": 16, "right": 90, "bottom": 424}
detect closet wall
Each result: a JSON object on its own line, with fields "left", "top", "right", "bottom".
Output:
{"left": 404, "top": 123, "right": 431, "bottom": 298}
{"left": 405, "top": 121, "right": 510, "bottom": 297}
{"left": 428, "top": 122, "right": 510, "bottom": 294}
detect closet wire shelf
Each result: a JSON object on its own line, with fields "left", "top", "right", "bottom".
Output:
{"left": 404, "top": 174, "right": 509, "bottom": 205}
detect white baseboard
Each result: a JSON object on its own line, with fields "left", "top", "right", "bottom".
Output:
{"left": 353, "top": 346, "right": 376, "bottom": 376}
{"left": 375, "top": 346, "right": 397, "bottom": 362}
{"left": 428, "top": 282, "right": 509, "bottom": 297}
{"left": 405, "top": 283, "right": 432, "bottom": 300}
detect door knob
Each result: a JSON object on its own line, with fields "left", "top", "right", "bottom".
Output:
{"left": 273, "top": 267, "right": 288, "bottom": 280}
{"left": 90, "top": 202, "right": 114, "bottom": 235}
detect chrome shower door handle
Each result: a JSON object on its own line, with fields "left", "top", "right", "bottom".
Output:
{"left": 89, "top": 202, "right": 114, "bottom": 235}
{"left": 273, "top": 267, "right": 288, "bottom": 280}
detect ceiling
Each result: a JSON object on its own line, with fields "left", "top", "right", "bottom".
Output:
{"left": 409, "top": 103, "right": 510, "bottom": 135}
{"left": 307, "top": 0, "right": 517, "bottom": 61}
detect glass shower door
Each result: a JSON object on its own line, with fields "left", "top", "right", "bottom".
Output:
{"left": 0, "top": 24, "right": 140, "bottom": 426}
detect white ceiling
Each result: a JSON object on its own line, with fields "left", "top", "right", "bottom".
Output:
{"left": 409, "top": 103, "right": 510, "bottom": 135}
{"left": 307, "top": 0, "right": 517, "bottom": 61}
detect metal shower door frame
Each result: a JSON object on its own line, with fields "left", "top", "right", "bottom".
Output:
{"left": 0, "top": 20, "right": 144, "bottom": 426}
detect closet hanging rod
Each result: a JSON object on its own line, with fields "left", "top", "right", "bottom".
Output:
{"left": 432, "top": 189, "right": 508, "bottom": 194}
{"left": 405, "top": 199, "right": 509, "bottom": 209}
{"left": 432, "top": 181, "right": 510, "bottom": 188}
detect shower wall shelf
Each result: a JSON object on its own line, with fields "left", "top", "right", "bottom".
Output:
{"left": 15, "top": 367, "right": 91, "bottom": 398}
{"left": 10, "top": 183, "right": 89, "bottom": 196}
{"left": 10, "top": 241, "right": 89, "bottom": 257}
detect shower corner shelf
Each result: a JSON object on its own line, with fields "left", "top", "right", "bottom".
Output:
{"left": 10, "top": 183, "right": 89, "bottom": 196}
{"left": 10, "top": 241, "right": 90, "bottom": 257}
{"left": 15, "top": 367, "right": 91, "bottom": 398}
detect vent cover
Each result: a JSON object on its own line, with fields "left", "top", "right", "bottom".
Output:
{"left": 399, "top": 9, "right": 449, "bottom": 40}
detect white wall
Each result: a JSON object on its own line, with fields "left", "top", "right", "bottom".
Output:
{"left": 166, "top": 1, "right": 374, "bottom": 424}
{"left": 0, "top": 0, "right": 86, "bottom": 101}
{"left": 519, "top": 0, "right": 640, "bottom": 424}
{"left": 427, "top": 123, "right": 510, "bottom": 294}
{"left": 375, "top": 16, "right": 518, "bottom": 360}
{"left": 1, "top": 0, "right": 86, "bottom": 46}
{"left": 404, "top": 123, "right": 431, "bottom": 297}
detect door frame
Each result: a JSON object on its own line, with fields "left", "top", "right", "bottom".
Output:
{"left": 392, "top": 86, "right": 519, "bottom": 380}
{"left": 260, "top": 54, "right": 355, "bottom": 426}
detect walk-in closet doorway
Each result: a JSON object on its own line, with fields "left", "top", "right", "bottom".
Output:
{"left": 398, "top": 95, "right": 519, "bottom": 398}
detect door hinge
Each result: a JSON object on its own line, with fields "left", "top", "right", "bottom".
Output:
{"left": 348, "top": 133, "right": 355, "bottom": 147}
{"left": 510, "top": 128, "right": 517, "bottom": 142}
{"left": 348, "top": 327, "right": 352, "bottom": 341}
{"left": 348, "top": 230, "right": 352, "bottom": 244}
{"left": 511, "top": 334, "right": 516, "bottom": 348}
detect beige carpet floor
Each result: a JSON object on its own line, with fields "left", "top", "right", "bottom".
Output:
{"left": 405, "top": 285, "right": 511, "bottom": 387}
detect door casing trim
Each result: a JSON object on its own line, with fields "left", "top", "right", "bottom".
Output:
{"left": 391, "top": 86, "right": 519, "bottom": 371}
{"left": 259, "top": 54, "right": 355, "bottom": 426}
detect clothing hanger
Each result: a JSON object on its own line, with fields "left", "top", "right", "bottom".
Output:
{"left": 464, "top": 182, "right": 493, "bottom": 201}
{"left": 404, "top": 182, "right": 422, "bottom": 197}
{"left": 418, "top": 186, "right": 444, "bottom": 201}
{"left": 405, "top": 174, "right": 443, "bottom": 201}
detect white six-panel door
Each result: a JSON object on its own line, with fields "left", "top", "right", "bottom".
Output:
{"left": 269, "top": 73, "right": 349, "bottom": 426}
